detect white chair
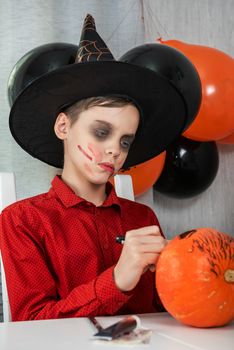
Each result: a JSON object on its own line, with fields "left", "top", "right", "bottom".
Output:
{"left": 113, "top": 174, "right": 135, "bottom": 201}
{"left": 114, "top": 174, "right": 154, "bottom": 209}
{"left": 0, "top": 172, "right": 16, "bottom": 322}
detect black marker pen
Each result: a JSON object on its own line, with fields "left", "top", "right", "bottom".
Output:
{"left": 115, "top": 235, "right": 125, "bottom": 244}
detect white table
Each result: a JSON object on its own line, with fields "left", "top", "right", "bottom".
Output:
{"left": 0, "top": 313, "right": 233, "bottom": 350}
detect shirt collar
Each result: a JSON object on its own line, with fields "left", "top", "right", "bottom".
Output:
{"left": 51, "top": 175, "right": 121, "bottom": 209}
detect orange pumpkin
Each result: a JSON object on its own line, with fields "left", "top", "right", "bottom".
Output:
{"left": 156, "top": 228, "right": 234, "bottom": 327}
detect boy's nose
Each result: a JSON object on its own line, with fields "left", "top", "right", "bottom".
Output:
{"left": 105, "top": 145, "right": 121, "bottom": 158}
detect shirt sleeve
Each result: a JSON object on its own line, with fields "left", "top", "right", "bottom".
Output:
{"left": 0, "top": 207, "right": 132, "bottom": 321}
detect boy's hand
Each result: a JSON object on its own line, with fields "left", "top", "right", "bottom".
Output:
{"left": 113, "top": 225, "right": 167, "bottom": 292}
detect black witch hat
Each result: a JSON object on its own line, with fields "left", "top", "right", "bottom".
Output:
{"left": 9, "top": 14, "right": 187, "bottom": 169}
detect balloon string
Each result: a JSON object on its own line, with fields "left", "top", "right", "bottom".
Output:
{"left": 105, "top": 0, "right": 171, "bottom": 48}
{"left": 141, "top": 0, "right": 171, "bottom": 40}
{"left": 106, "top": 0, "right": 138, "bottom": 42}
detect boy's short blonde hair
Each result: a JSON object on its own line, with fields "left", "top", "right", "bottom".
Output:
{"left": 63, "top": 95, "right": 137, "bottom": 125}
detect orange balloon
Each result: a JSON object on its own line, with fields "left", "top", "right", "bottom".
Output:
{"left": 111, "top": 152, "right": 166, "bottom": 197}
{"left": 217, "top": 132, "right": 234, "bottom": 144}
{"left": 160, "top": 39, "right": 234, "bottom": 141}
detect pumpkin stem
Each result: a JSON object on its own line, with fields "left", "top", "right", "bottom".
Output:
{"left": 224, "top": 269, "right": 234, "bottom": 282}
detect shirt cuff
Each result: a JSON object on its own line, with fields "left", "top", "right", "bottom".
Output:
{"left": 94, "top": 266, "right": 132, "bottom": 314}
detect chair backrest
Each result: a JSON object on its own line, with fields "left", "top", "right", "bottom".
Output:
{"left": 114, "top": 173, "right": 154, "bottom": 209}
{"left": 0, "top": 172, "right": 16, "bottom": 322}
{"left": 113, "top": 174, "right": 135, "bottom": 201}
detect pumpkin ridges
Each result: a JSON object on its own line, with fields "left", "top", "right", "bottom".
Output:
{"left": 181, "top": 285, "right": 234, "bottom": 327}
{"left": 156, "top": 228, "right": 234, "bottom": 327}
{"left": 175, "top": 304, "right": 232, "bottom": 328}
{"left": 158, "top": 268, "right": 234, "bottom": 327}
{"left": 158, "top": 272, "right": 221, "bottom": 309}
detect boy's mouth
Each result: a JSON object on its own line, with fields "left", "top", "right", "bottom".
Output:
{"left": 98, "top": 162, "right": 115, "bottom": 174}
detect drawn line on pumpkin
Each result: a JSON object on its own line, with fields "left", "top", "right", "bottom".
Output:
{"left": 179, "top": 230, "right": 196, "bottom": 239}
{"left": 151, "top": 331, "right": 204, "bottom": 350}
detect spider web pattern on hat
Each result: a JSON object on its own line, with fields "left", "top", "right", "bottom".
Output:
{"left": 76, "top": 14, "right": 114, "bottom": 63}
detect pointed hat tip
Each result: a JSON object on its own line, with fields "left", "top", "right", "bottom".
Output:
{"left": 83, "top": 13, "right": 96, "bottom": 30}
{"left": 76, "top": 13, "right": 114, "bottom": 63}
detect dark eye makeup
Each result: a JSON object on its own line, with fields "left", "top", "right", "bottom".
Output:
{"left": 90, "top": 120, "right": 135, "bottom": 150}
{"left": 93, "top": 128, "right": 110, "bottom": 138}
{"left": 120, "top": 136, "right": 134, "bottom": 150}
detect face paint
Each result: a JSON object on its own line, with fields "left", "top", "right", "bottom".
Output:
{"left": 88, "top": 143, "right": 103, "bottom": 163}
{"left": 77, "top": 144, "right": 92, "bottom": 161}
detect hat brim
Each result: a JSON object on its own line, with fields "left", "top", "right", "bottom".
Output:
{"left": 9, "top": 61, "right": 187, "bottom": 169}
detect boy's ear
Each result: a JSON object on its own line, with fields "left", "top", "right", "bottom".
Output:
{"left": 54, "top": 113, "right": 70, "bottom": 140}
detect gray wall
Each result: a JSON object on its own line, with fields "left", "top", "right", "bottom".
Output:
{"left": 0, "top": 0, "right": 233, "bottom": 321}
{"left": 142, "top": 0, "right": 234, "bottom": 238}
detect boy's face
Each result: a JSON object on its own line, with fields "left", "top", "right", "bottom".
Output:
{"left": 55, "top": 104, "right": 140, "bottom": 185}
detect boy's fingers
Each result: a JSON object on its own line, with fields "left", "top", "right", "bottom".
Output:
{"left": 126, "top": 225, "right": 161, "bottom": 239}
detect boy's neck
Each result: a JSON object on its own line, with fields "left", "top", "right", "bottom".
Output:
{"left": 61, "top": 172, "right": 107, "bottom": 207}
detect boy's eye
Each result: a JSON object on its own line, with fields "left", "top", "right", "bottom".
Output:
{"left": 120, "top": 139, "right": 131, "bottom": 150}
{"left": 94, "top": 128, "right": 109, "bottom": 138}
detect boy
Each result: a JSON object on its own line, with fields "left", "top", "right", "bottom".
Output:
{"left": 0, "top": 15, "right": 188, "bottom": 321}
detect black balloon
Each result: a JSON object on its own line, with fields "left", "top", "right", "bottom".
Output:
{"left": 153, "top": 136, "right": 219, "bottom": 198}
{"left": 8, "top": 43, "right": 78, "bottom": 107}
{"left": 120, "top": 43, "right": 202, "bottom": 132}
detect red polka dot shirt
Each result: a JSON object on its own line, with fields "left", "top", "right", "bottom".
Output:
{"left": 0, "top": 175, "right": 164, "bottom": 321}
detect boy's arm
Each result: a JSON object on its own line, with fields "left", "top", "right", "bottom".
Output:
{"left": 0, "top": 210, "right": 132, "bottom": 321}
